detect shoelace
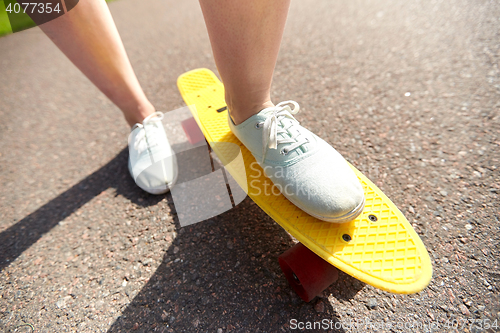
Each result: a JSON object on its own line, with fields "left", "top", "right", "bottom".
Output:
{"left": 132, "top": 111, "right": 164, "bottom": 155}
{"left": 256, "top": 101, "right": 309, "bottom": 163}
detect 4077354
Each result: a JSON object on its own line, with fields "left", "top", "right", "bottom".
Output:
{"left": 5, "top": 2, "right": 62, "bottom": 14}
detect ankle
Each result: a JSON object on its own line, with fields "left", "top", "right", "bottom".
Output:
{"left": 123, "top": 101, "right": 156, "bottom": 127}
{"left": 228, "top": 100, "right": 275, "bottom": 125}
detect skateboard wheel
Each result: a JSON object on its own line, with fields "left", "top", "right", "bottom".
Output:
{"left": 279, "top": 243, "right": 339, "bottom": 302}
{"left": 181, "top": 117, "right": 205, "bottom": 145}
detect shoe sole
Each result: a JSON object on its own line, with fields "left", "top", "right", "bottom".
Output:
{"left": 128, "top": 158, "right": 178, "bottom": 195}
{"left": 138, "top": 182, "right": 174, "bottom": 195}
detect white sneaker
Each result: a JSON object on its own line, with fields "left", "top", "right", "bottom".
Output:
{"left": 128, "top": 112, "right": 178, "bottom": 194}
{"left": 229, "top": 101, "right": 365, "bottom": 223}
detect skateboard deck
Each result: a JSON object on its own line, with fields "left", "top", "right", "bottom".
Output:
{"left": 177, "top": 68, "right": 432, "bottom": 294}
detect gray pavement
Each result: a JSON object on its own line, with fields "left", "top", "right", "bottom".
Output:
{"left": 0, "top": 0, "right": 499, "bottom": 332}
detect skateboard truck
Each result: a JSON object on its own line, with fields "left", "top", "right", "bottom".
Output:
{"left": 279, "top": 243, "right": 339, "bottom": 302}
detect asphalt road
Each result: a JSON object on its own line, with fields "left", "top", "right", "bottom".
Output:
{"left": 0, "top": 0, "right": 499, "bottom": 332}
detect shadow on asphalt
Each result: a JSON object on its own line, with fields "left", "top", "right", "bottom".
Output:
{"left": 107, "top": 198, "right": 354, "bottom": 332}
{"left": 0, "top": 148, "right": 162, "bottom": 272}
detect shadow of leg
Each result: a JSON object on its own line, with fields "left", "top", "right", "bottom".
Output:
{"left": 107, "top": 198, "right": 349, "bottom": 333}
{"left": 0, "top": 148, "right": 164, "bottom": 272}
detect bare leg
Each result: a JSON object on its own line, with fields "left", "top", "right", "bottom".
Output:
{"left": 38, "top": 0, "right": 154, "bottom": 126}
{"left": 199, "top": 0, "right": 290, "bottom": 125}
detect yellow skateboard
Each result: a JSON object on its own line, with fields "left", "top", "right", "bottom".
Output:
{"left": 177, "top": 68, "right": 432, "bottom": 302}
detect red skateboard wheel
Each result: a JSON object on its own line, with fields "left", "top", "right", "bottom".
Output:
{"left": 279, "top": 243, "right": 339, "bottom": 302}
{"left": 181, "top": 117, "right": 205, "bottom": 145}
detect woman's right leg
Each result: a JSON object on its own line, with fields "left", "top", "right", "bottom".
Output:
{"left": 38, "top": 0, "right": 154, "bottom": 126}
